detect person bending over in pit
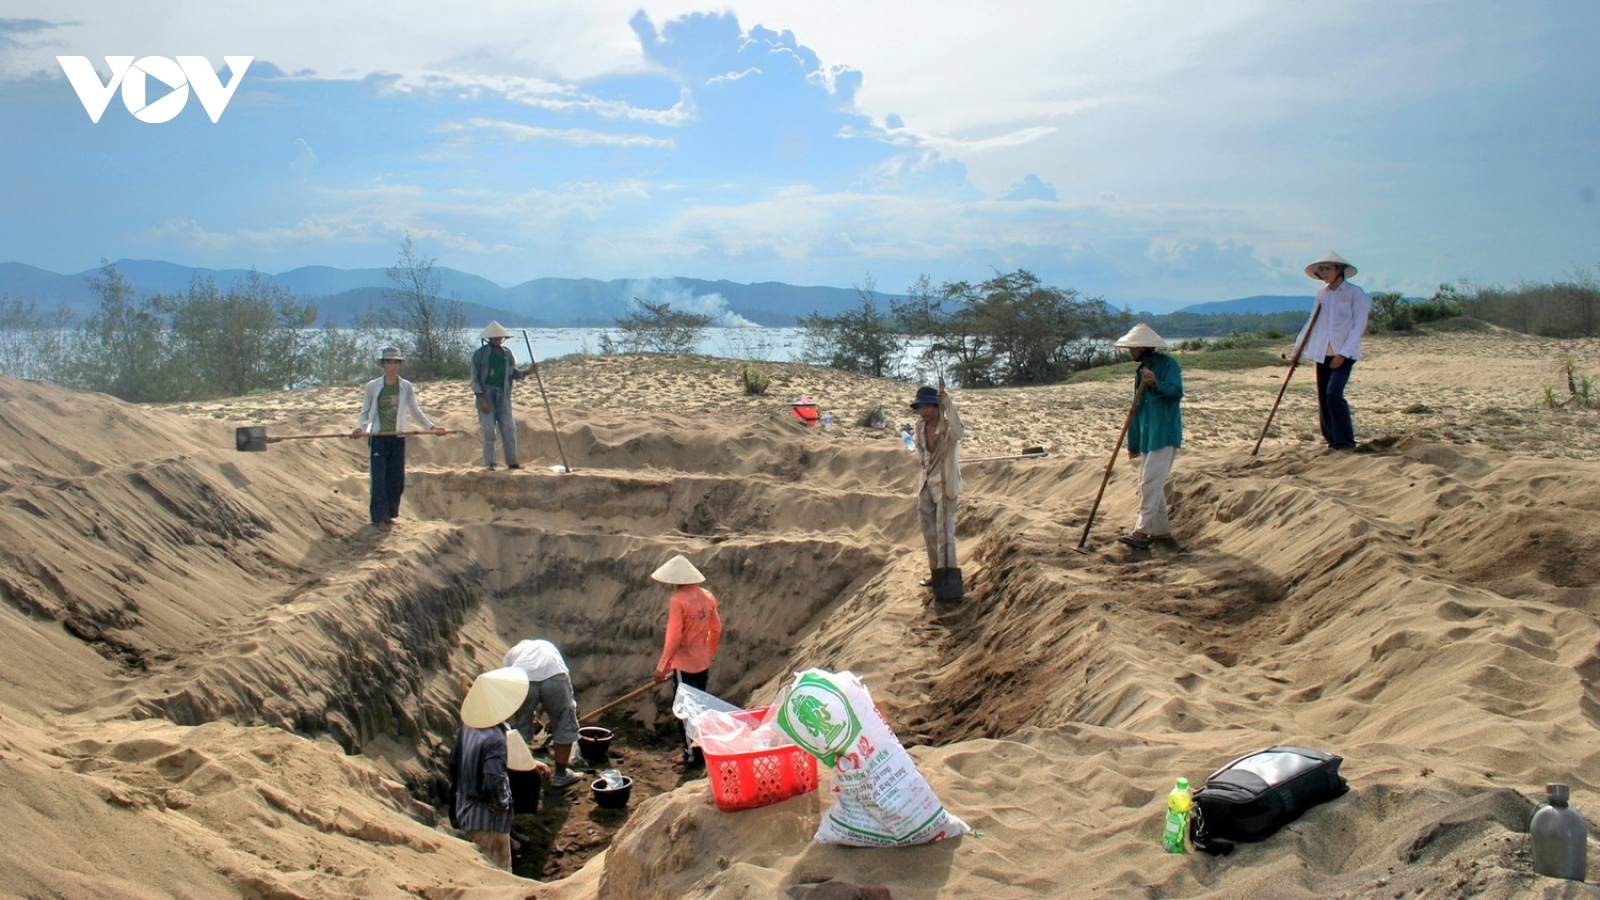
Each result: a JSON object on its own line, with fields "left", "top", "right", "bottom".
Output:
{"left": 1114, "top": 323, "right": 1183, "bottom": 550}
{"left": 503, "top": 638, "right": 586, "bottom": 789}
{"left": 449, "top": 667, "right": 528, "bottom": 871}
{"left": 651, "top": 554, "right": 722, "bottom": 766}
{"left": 911, "top": 385, "right": 963, "bottom": 587}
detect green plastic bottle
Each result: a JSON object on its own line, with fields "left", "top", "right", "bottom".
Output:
{"left": 1163, "top": 777, "right": 1192, "bottom": 854}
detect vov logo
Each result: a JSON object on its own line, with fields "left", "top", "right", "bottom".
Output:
{"left": 58, "top": 56, "right": 253, "bottom": 123}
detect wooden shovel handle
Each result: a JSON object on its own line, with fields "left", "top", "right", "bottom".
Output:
{"left": 1077, "top": 382, "right": 1145, "bottom": 548}
{"left": 578, "top": 678, "right": 670, "bottom": 724}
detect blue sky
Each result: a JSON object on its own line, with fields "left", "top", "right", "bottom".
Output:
{"left": 0, "top": 1, "right": 1596, "bottom": 310}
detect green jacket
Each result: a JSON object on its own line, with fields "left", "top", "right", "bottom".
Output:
{"left": 1128, "top": 352, "right": 1183, "bottom": 454}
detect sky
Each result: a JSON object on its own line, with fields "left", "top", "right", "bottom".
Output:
{"left": 0, "top": 0, "right": 1596, "bottom": 310}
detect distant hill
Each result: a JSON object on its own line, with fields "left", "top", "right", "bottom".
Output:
{"left": 1174, "top": 295, "right": 1313, "bottom": 315}
{"left": 0, "top": 261, "right": 873, "bottom": 327}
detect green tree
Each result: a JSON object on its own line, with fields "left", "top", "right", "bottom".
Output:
{"left": 79, "top": 262, "right": 176, "bottom": 401}
{"left": 306, "top": 320, "right": 371, "bottom": 387}
{"left": 1367, "top": 291, "right": 1413, "bottom": 332}
{"left": 928, "top": 270, "right": 1126, "bottom": 386}
{"left": 165, "top": 271, "right": 318, "bottom": 398}
{"left": 614, "top": 298, "right": 712, "bottom": 353}
{"left": 0, "top": 295, "right": 72, "bottom": 381}
{"left": 799, "top": 275, "right": 905, "bottom": 377}
{"left": 372, "top": 234, "right": 469, "bottom": 380}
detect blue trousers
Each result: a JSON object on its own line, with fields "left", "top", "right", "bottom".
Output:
{"left": 477, "top": 386, "right": 519, "bottom": 467}
{"left": 1314, "top": 357, "right": 1357, "bottom": 450}
{"left": 368, "top": 435, "right": 406, "bottom": 524}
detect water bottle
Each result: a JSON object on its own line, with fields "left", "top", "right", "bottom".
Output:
{"left": 902, "top": 426, "right": 915, "bottom": 451}
{"left": 1531, "top": 783, "right": 1587, "bottom": 880}
{"left": 822, "top": 412, "right": 834, "bottom": 432}
{"left": 1163, "top": 777, "right": 1192, "bottom": 854}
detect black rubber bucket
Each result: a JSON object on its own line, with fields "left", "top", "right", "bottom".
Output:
{"left": 591, "top": 775, "right": 633, "bottom": 810}
{"left": 578, "top": 725, "right": 613, "bottom": 762}
{"left": 932, "top": 566, "right": 964, "bottom": 601}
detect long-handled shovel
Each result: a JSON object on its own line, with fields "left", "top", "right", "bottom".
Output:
{"left": 235, "top": 426, "right": 448, "bottom": 452}
{"left": 1076, "top": 381, "right": 1146, "bottom": 551}
{"left": 965, "top": 446, "right": 1048, "bottom": 462}
{"left": 1251, "top": 302, "right": 1321, "bottom": 456}
{"left": 522, "top": 329, "right": 573, "bottom": 473}
{"left": 578, "top": 678, "right": 670, "bottom": 724}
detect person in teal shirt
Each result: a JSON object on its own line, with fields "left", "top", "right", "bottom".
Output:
{"left": 1115, "top": 324, "right": 1183, "bottom": 549}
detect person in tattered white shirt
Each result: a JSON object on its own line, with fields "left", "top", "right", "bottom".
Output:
{"left": 911, "top": 385, "right": 963, "bottom": 587}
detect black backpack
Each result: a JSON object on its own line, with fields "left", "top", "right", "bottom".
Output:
{"left": 1191, "top": 745, "right": 1348, "bottom": 855}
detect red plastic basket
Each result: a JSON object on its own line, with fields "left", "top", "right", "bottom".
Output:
{"left": 702, "top": 706, "right": 820, "bottom": 812}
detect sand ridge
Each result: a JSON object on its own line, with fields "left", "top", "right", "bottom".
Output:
{"left": 0, "top": 328, "right": 1597, "bottom": 897}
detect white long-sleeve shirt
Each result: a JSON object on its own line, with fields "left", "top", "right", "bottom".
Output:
{"left": 1297, "top": 282, "right": 1370, "bottom": 361}
{"left": 354, "top": 376, "right": 437, "bottom": 434}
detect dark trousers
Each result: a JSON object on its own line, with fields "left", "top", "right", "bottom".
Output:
{"left": 369, "top": 436, "right": 406, "bottom": 524}
{"left": 675, "top": 668, "right": 709, "bottom": 758}
{"left": 1314, "top": 357, "right": 1357, "bottom": 450}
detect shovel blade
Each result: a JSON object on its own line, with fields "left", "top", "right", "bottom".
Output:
{"left": 932, "top": 567, "right": 964, "bottom": 601}
{"left": 236, "top": 426, "right": 268, "bottom": 452}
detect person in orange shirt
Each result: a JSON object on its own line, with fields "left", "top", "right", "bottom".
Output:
{"left": 651, "top": 554, "right": 723, "bottom": 765}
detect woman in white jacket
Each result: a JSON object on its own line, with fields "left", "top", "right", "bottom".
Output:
{"left": 349, "top": 347, "right": 447, "bottom": 527}
{"left": 1295, "top": 253, "right": 1370, "bottom": 452}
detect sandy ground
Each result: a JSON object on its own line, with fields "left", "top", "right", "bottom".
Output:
{"left": 1, "top": 328, "right": 1599, "bottom": 899}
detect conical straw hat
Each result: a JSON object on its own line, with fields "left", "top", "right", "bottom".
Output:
{"left": 1114, "top": 323, "right": 1167, "bottom": 349}
{"left": 460, "top": 666, "right": 529, "bottom": 728}
{"left": 651, "top": 554, "right": 705, "bottom": 585}
{"left": 480, "top": 321, "right": 515, "bottom": 340}
{"left": 504, "top": 728, "right": 537, "bottom": 771}
{"left": 1304, "top": 252, "right": 1357, "bottom": 279}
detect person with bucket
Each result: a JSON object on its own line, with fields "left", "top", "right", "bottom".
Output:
{"left": 470, "top": 322, "right": 533, "bottom": 470}
{"left": 911, "top": 385, "right": 964, "bottom": 590}
{"left": 1296, "top": 252, "right": 1370, "bottom": 452}
{"left": 1115, "top": 324, "right": 1183, "bottom": 550}
{"left": 349, "top": 347, "right": 448, "bottom": 528}
{"left": 502, "top": 638, "right": 587, "bottom": 789}
{"left": 651, "top": 554, "right": 722, "bottom": 765}
{"left": 448, "top": 666, "right": 528, "bottom": 870}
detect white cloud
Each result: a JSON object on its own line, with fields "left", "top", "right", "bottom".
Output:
{"left": 439, "top": 117, "right": 675, "bottom": 149}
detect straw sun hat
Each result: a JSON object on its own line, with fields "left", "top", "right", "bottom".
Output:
{"left": 376, "top": 347, "right": 405, "bottom": 363}
{"left": 1304, "top": 252, "right": 1357, "bottom": 279}
{"left": 480, "top": 321, "right": 515, "bottom": 341}
{"left": 1114, "top": 323, "right": 1168, "bottom": 349}
{"left": 504, "top": 728, "right": 538, "bottom": 771}
{"left": 460, "top": 666, "right": 529, "bottom": 728}
{"left": 651, "top": 554, "right": 705, "bottom": 585}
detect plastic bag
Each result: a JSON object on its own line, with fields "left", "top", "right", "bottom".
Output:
{"left": 774, "top": 668, "right": 969, "bottom": 847}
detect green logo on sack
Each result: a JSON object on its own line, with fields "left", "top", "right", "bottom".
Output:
{"left": 777, "top": 674, "right": 860, "bottom": 767}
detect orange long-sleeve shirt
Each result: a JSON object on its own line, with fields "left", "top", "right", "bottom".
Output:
{"left": 656, "top": 585, "right": 722, "bottom": 675}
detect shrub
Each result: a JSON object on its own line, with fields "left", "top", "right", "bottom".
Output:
{"left": 739, "top": 362, "right": 770, "bottom": 396}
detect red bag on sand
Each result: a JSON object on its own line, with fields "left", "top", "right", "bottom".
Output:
{"left": 791, "top": 396, "right": 820, "bottom": 426}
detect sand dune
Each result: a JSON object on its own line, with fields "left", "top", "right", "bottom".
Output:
{"left": 1, "top": 329, "right": 1598, "bottom": 898}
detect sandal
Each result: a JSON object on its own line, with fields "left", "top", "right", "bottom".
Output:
{"left": 917, "top": 577, "right": 934, "bottom": 587}
{"left": 1116, "top": 533, "right": 1151, "bottom": 549}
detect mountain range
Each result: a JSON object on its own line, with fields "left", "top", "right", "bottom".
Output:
{"left": 0, "top": 260, "right": 1315, "bottom": 326}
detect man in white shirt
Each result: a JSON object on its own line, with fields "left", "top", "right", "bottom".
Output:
{"left": 503, "top": 639, "right": 586, "bottom": 788}
{"left": 1294, "top": 252, "right": 1370, "bottom": 452}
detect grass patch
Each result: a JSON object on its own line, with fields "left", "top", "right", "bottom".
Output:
{"left": 1065, "top": 348, "right": 1282, "bottom": 384}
